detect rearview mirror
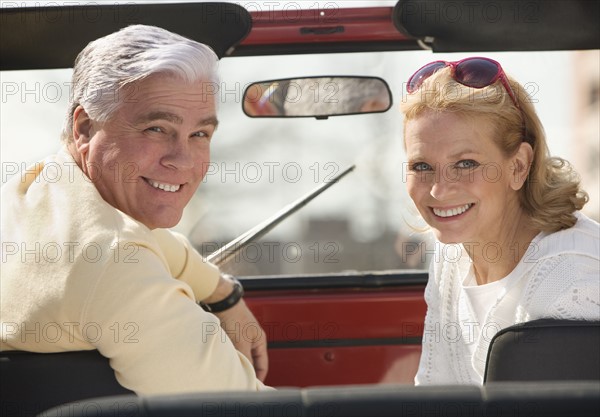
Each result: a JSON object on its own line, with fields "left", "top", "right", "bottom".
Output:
{"left": 243, "top": 76, "right": 392, "bottom": 119}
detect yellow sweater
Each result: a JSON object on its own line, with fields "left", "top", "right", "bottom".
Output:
{"left": 1, "top": 148, "right": 267, "bottom": 393}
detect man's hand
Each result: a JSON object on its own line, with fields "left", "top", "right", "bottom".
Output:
{"left": 214, "top": 299, "right": 269, "bottom": 381}
{"left": 201, "top": 274, "right": 269, "bottom": 381}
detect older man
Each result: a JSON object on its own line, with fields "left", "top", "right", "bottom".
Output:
{"left": 1, "top": 25, "right": 269, "bottom": 394}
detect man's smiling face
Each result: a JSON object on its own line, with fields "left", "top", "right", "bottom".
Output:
{"left": 73, "top": 73, "right": 218, "bottom": 229}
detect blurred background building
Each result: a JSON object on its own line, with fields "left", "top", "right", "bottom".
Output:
{"left": 572, "top": 50, "right": 600, "bottom": 221}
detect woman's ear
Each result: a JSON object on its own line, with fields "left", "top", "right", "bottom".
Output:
{"left": 72, "top": 106, "right": 93, "bottom": 153}
{"left": 510, "top": 142, "right": 534, "bottom": 191}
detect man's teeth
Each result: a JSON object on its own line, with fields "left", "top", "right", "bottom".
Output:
{"left": 148, "top": 179, "right": 180, "bottom": 193}
{"left": 433, "top": 203, "right": 473, "bottom": 218}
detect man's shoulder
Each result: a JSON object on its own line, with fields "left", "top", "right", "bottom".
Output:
{"left": 1, "top": 149, "right": 159, "bottom": 264}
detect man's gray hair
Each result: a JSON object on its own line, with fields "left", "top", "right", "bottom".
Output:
{"left": 62, "top": 25, "right": 219, "bottom": 142}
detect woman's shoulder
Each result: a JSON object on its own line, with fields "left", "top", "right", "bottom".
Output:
{"left": 520, "top": 251, "right": 600, "bottom": 320}
{"left": 572, "top": 211, "right": 600, "bottom": 235}
{"left": 530, "top": 212, "right": 599, "bottom": 262}
{"left": 519, "top": 214, "right": 599, "bottom": 317}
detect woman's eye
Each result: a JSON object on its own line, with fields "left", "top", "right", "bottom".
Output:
{"left": 456, "top": 159, "right": 479, "bottom": 169}
{"left": 411, "top": 162, "right": 431, "bottom": 172}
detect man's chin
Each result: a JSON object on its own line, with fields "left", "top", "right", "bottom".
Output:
{"left": 134, "top": 211, "right": 183, "bottom": 230}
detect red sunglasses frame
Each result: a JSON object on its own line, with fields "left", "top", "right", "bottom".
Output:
{"left": 406, "top": 57, "right": 520, "bottom": 109}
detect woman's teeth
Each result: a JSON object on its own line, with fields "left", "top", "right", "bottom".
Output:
{"left": 433, "top": 203, "right": 473, "bottom": 218}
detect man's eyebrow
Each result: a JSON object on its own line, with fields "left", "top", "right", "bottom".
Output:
{"left": 199, "top": 116, "right": 219, "bottom": 129}
{"left": 136, "top": 111, "right": 183, "bottom": 125}
{"left": 135, "top": 112, "right": 219, "bottom": 129}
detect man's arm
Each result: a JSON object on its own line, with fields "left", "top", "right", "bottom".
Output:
{"left": 151, "top": 228, "right": 269, "bottom": 380}
{"left": 206, "top": 288, "right": 269, "bottom": 382}
{"left": 83, "top": 245, "right": 270, "bottom": 394}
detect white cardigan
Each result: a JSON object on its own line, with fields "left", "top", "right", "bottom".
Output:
{"left": 415, "top": 212, "right": 600, "bottom": 385}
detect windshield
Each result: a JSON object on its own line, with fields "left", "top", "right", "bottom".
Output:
{"left": 1, "top": 10, "right": 598, "bottom": 276}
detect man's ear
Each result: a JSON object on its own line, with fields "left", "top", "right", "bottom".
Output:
{"left": 72, "top": 106, "right": 93, "bottom": 153}
{"left": 510, "top": 142, "right": 534, "bottom": 191}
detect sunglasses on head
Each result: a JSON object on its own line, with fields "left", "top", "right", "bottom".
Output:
{"left": 406, "top": 57, "right": 520, "bottom": 109}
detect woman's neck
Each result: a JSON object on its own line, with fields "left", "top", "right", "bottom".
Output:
{"left": 464, "top": 214, "right": 540, "bottom": 285}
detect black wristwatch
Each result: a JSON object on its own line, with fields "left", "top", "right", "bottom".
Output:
{"left": 199, "top": 276, "right": 244, "bottom": 313}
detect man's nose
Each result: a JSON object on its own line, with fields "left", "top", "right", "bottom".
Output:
{"left": 161, "top": 138, "right": 195, "bottom": 170}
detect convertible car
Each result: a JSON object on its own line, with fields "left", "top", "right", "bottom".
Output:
{"left": 1, "top": 1, "right": 599, "bottom": 416}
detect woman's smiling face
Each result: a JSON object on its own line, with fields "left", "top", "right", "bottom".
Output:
{"left": 404, "top": 110, "right": 526, "bottom": 245}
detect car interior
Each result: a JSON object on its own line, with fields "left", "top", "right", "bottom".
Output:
{"left": 1, "top": 1, "right": 598, "bottom": 416}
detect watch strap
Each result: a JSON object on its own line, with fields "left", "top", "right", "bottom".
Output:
{"left": 199, "top": 276, "right": 244, "bottom": 313}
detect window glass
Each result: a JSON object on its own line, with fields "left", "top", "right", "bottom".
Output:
{"left": 187, "top": 50, "right": 599, "bottom": 276}
{"left": 2, "top": 44, "right": 597, "bottom": 276}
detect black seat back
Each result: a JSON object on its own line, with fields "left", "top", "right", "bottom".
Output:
{"left": 0, "top": 350, "right": 133, "bottom": 417}
{"left": 484, "top": 319, "right": 600, "bottom": 382}
{"left": 40, "top": 382, "right": 600, "bottom": 417}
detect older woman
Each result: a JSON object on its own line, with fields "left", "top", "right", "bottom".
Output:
{"left": 401, "top": 57, "right": 600, "bottom": 385}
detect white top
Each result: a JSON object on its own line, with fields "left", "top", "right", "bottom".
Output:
{"left": 462, "top": 268, "right": 511, "bottom": 348}
{"left": 415, "top": 212, "right": 600, "bottom": 385}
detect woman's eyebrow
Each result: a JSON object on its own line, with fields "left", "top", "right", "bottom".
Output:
{"left": 406, "top": 154, "right": 424, "bottom": 162}
{"left": 448, "top": 149, "right": 481, "bottom": 159}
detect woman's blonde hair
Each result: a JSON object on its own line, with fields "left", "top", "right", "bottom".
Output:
{"left": 400, "top": 65, "right": 588, "bottom": 232}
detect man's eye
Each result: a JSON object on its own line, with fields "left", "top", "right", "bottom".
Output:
{"left": 411, "top": 162, "right": 431, "bottom": 172}
{"left": 192, "top": 130, "right": 214, "bottom": 141}
{"left": 456, "top": 159, "right": 479, "bottom": 169}
{"left": 146, "top": 126, "right": 164, "bottom": 133}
